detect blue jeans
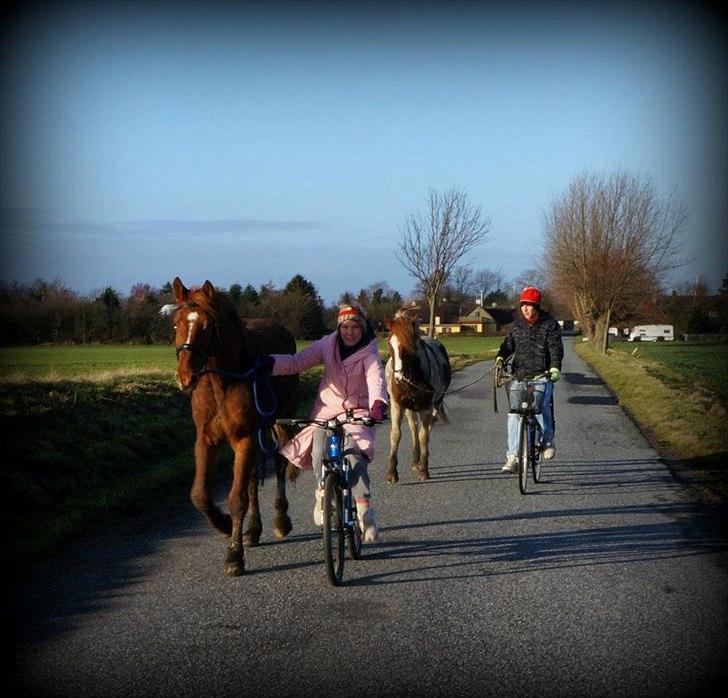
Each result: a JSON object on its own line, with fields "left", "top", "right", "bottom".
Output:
{"left": 506, "top": 378, "right": 554, "bottom": 456}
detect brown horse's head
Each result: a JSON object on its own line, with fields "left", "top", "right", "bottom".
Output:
{"left": 171, "top": 277, "right": 219, "bottom": 392}
{"left": 386, "top": 307, "right": 421, "bottom": 373}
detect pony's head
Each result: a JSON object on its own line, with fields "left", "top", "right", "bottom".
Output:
{"left": 385, "top": 307, "right": 421, "bottom": 373}
{"left": 171, "top": 277, "right": 221, "bottom": 392}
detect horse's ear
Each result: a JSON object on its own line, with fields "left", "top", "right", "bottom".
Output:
{"left": 172, "top": 277, "right": 188, "bottom": 302}
{"left": 384, "top": 316, "right": 392, "bottom": 330}
{"left": 202, "top": 280, "right": 215, "bottom": 298}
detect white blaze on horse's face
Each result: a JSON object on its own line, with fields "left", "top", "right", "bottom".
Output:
{"left": 389, "top": 335, "right": 403, "bottom": 375}
{"left": 186, "top": 311, "right": 199, "bottom": 344}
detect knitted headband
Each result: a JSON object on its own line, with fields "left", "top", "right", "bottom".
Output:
{"left": 337, "top": 305, "right": 366, "bottom": 329}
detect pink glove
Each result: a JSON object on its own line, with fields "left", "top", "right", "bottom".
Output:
{"left": 370, "top": 400, "right": 387, "bottom": 422}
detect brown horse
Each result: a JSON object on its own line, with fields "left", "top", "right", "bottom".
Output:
{"left": 385, "top": 308, "right": 452, "bottom": 483}
{"left": 171, "top": 277, "right": 298, "bottom": 576}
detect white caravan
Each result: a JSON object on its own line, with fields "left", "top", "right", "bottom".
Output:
{"left": 628, "top": 325, "right": 674, "bottom": 342}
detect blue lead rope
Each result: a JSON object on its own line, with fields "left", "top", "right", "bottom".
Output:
{"left": 200, "top": 355, "right": 281, "bottom": 476}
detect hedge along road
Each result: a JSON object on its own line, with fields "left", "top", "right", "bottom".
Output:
{"left": 8, "top": 338, "right": 727, "bottom": 697}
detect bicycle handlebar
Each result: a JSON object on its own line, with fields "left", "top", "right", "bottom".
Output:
{"left": 276, "top": 412, "right": 378, "bottom": 429}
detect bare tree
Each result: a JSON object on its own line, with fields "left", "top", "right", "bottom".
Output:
{"left": 397, "top": 188, "right": 491, "bottom": 336}
{"left": 545, "top": 171, "right": 686, "bottom": 352}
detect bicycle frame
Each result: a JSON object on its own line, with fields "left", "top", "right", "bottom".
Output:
{"left": 276, "top": 410, "right": 376, "bottom": 585}
{"left": 322, "top": 428, "right": 358, "bottom": 533}
{"left": 498, "top": 367, "right": 551, "bottom": 494}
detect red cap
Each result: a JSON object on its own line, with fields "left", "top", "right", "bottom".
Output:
{"left": 519, "top": 286, "right": 542, "bottom": 307}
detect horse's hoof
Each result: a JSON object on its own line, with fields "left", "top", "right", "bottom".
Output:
{"left": 417, "top": 469, "right": 430, "bottom": 482}
{"left": 224, "top": 550, "right": 245, "bottom": 576}
{"left": 386, "top": 472, "right": 399, "bottom": 484}
{"left": 224, "top": 561, "right": 245, "bottom": 577}
{"left": 243, "top": 531, "right": 261, "bottom": 547}
{"left": 273, "top": 516, "right": 293, "bottom": 539}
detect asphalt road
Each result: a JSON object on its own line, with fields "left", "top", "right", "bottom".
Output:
{"left": 8, "top": 338, "right": 728, "bottom": 697}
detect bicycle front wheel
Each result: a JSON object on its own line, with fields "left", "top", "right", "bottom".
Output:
{"left": 518, "top": 416, "right": 529, "bottom": 495}
{"left": 323, "top": 472, "right": 345, "bottom": 586}
{"left": 347, "top": 500, "right": 363, "bottom": 560}
{"left": 532, "top": 428, "right": 543, "bottom": 484}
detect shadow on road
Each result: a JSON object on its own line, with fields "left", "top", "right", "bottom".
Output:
{"left": 567, "top": 395, "right": 618, "bottom": 405}
{"left": 563, "top": 371, "right": 603, "bottom": 385}
{"left": 350, "top": 501, "right": 728, "bottom": 586}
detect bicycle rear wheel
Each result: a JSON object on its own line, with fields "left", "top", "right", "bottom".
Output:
{"left": 518, "top": 416, "right": 529, "bottom": 495}
{"left": 323, "top": 472, "right": 345, "bottom": 586}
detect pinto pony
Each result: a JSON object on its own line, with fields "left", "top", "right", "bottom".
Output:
{"left": 385, "top": 308, "right": 452, "bottom": 483}
{"left": 171, "top": 277, "right": 298, "bottom": 576}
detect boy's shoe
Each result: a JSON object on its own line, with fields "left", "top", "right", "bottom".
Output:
{"left": 358, "top": 505, "right": 379, "bottom": 544}
{"left": 501, "top": 454, "right": 518, "bottom": 472}
{"left": 313, "top": 486, "right": 324, "bottom": 527}
{"left": 542, "top": 443, "right": 556, "bottom": 460}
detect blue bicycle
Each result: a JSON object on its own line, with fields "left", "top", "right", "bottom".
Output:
{"left": 276, "top": 410, "right": 375, "bottom": 586}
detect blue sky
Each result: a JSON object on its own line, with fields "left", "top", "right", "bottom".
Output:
{"left": 1, "top": 0, "right": 726, "bottom": 302}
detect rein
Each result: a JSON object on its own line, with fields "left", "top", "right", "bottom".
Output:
{"left": 178, "top": 344, "right": 280, "bottom": 461}
{"left": 393, "top": 364, "right": 495, "bottom": 397}
{"left": 201, "top": 356, "right": 280, "bottom": 459}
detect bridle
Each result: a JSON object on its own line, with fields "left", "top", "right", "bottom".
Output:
{"left": 172, "top": 302, "right": 278, "bottom": 458}
{"left": 174, "top": 303, "right": 218, "bottom": 376}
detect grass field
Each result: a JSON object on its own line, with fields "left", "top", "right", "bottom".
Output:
{"left": 0, "top": 345, "right": 177, "bottom": 379}
{"left": 608, "top": 339, "right": 728, "bottom": 402}
{"left": 0, "top": 335, "right": 501, "bottom": 379}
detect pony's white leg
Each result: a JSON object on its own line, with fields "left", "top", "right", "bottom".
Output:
{"left": 416, "top": 410, "right": 435, "bottom": 481}
{"left": 387, "top": 397, "right": 404, "bottom": 484}
{"left": 405, "top": 409, "right": 421, "bottom": 473}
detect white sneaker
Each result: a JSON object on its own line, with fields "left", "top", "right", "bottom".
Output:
{"left": 542, "top": 443, "right": 556, "bottom": 460}
{"left": 501, "top": 454, "right": 518, "bottom": 472}
{"left": 313, "top": 486, "right": 324, "bottom": 527}
{"left": 358, "top": 505, "right": 379, "bottom": 544}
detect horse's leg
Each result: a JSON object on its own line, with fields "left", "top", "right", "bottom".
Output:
{"left": 387, "top": 399, "right": 404, "bottom": 484}
{"left": 416, "top": 410, "right": 434, "bottom": 481}
{"left": 243, "top": 464, "right": 262, "bottom": 548}
{"left": 272, "top": 453, "right": 293, "bottom": 538}
{"left": 406, "top": 410, "right": 421, "bottom": 473}
{"left": 224, "top": 435, "right": 256, "bottom": 577}
{"left": 190, "top": 439, "right": 231, "bottom": 534}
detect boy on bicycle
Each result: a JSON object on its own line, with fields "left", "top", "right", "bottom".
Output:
{"left": 265, "top": 305, "right": 388, "bottom": 543}
{"left": 495, "top": 286, "right": 563, "bottom": 472}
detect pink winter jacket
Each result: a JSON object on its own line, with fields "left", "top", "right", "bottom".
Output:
{"left": 271, "top": 331, "right": 388, "bottom": 470}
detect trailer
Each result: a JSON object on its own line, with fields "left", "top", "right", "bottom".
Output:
{"left": 628, "top": 325, "right": 674, "bottom": 342}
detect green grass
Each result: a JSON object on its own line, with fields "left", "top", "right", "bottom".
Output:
{"left": 0, "top": 335, "right": 502, "bottom": 379}
{"left": 608, "top": 340, "right": 728, "bottom": 402}
{"left": 0, "top": 345, "right": 178, "bottom": 379}
{"left": 1, "top": 376, "right": 195, "bottom": 574}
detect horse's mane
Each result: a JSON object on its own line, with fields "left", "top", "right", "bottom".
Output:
{"left": 187, "top": 286, "right": 246, "bottom": 337}
{"left": 390, "top": 308, "right": 421, "bottom": 355}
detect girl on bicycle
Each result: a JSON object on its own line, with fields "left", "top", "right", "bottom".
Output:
{"left": 266, "top": 304, "right": 388, "bottom": 543}
{"left": 495, "top": 286, "right": 563, "bottom": 472}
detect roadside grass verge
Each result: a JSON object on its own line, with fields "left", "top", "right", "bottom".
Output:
{"left": 573, "top": 340, "right": 728, "bottom": 506}
{"left": 2, "top": 376, "right": 195, "bottom": 576}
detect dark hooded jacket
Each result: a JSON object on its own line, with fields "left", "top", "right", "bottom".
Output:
{"left": 497, "top": 310, "right": 563, "bottom": 379}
